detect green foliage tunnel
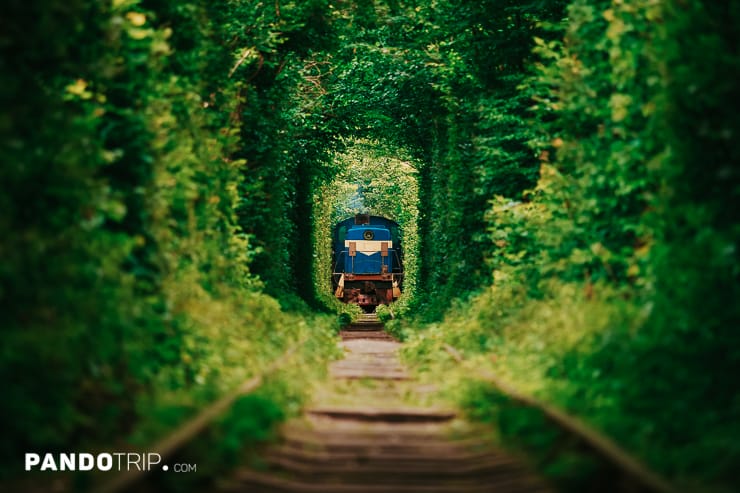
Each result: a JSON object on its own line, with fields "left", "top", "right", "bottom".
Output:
{"left": 1, "top": 1, "right": 738, "bottom": 491}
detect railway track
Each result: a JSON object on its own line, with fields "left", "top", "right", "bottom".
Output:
{"left": 96, "top": 313, "right": 678, "bottom": 493}
{"left": 218, "top": 315, "right": 551, "bottom": 493}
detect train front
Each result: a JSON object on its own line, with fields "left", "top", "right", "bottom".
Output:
{"left": 333, "top": 216, "right": 402, "bottom": 312}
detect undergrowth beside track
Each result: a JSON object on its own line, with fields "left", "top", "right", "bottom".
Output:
{"left": 399, "top": 280, "right": 737, "bottom": 493}
{"left": 119, "top": 307, "right": 341, "bottom": 493}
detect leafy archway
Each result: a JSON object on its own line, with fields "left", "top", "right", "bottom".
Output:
{"left": 313, "top": 139, "right": 420, "bottom": 316}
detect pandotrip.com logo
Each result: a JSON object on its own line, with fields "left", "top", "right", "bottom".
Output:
{"left": 25, "top": 453, "right": 197, "bottom": 473}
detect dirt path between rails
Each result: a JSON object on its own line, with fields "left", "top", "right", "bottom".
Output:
{"left": 218, "top": 317, "right": 552, "bottom": 493}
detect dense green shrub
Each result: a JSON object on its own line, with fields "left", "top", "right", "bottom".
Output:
{"left": 1, "top": 0, "right": 339, "bottom": 478}
{"left": 400, "top": 1, "right": 739, "bottom": 490}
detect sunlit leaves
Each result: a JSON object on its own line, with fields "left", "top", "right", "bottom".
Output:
{"left": 125, "top": 11, "right": 146, "bottom": 26}
{"left": 65, "top": 79, "right": 93, "bottom": 99}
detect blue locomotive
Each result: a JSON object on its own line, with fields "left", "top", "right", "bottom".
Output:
{"left": 332, "top": 214, "right": 403, "bottom": 312}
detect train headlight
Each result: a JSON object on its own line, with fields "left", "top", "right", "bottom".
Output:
{"left": 363, "top": 230, "right": 374, "bottom": 240}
